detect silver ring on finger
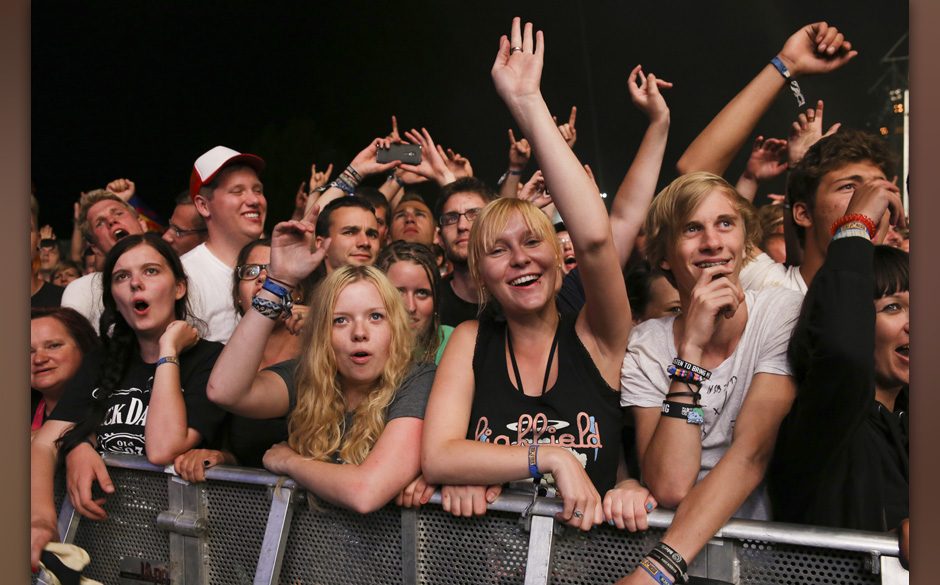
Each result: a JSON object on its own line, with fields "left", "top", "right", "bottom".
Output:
{"left": 510, "top": 46, "right": 523, "bottom": 54}
{"left": 573, "top": 510, "right": 583, "bottom": 518}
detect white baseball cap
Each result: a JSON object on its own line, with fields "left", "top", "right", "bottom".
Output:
{"left": 190, "top": 145, "right": 265, "bottom": 200}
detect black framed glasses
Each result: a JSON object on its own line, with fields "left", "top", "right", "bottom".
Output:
{"left": 167, "top": 222, "right": 208, "bottom": 237}
{"left": 439, "top": 207, "right": 482, "bottom": 227}
{"left": 236, "top": 263, "right": 268, "bottom": 280}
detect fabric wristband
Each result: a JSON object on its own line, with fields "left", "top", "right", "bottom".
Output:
{"left": 832, "top": 227, "right": 871, "bottom": 241}
{"left": 252, "top": 296, "right": 284, "bottom": 320}
{"left": 156, "top": 356, "right": 180, "bottom": 368}
{"left": 527, "top": 444, "right": 543, "bottom": 480}
{"left": 831, "top": 213, "right": 877, "bottom": 239}
{"left": 661, "top": 401, "right": 704, "bottom": 425}
{"left": 261, "top": 279, "right": 293, "bottom": 318}
{"left": 770, "top": 57, "right": 806, "bottom": 107}
{"left": 638, "top": 558, "right": 674, "bottom": 585}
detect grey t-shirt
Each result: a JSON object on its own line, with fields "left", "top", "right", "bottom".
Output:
{"left": 620, "top": 286, "right": 802, "bottom": 520}
{"left": 264, "top": 359, "right": 436, "bottom": 421}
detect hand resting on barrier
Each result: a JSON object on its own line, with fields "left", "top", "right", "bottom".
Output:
{"left": 603, "top": 479, "right": 658, "bottom": 532}
{"left": 173, "top": 448, "right": 237, "bottom": 483}
{"left": 395, "top": 474, "right": 438, "bottom": 509}
{"left": 439, "top": 484, "right": 503, "bottom": 517}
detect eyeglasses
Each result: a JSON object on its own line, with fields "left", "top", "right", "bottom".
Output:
{"left": 236, "top": 263, "right": 267, "bottom": 280}
{"left": 439, "top": 207, "right": 482, "bottom": 227}
{"left": 167, "top": 222, "right": 208, "bottom": 237}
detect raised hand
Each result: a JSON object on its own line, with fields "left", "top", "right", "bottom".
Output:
{"left": 507, "top": 129, "right": 531, "bottom": 171}
{"left": 268, "top": 204, "right": 330, "bottom": 288}
{"left": 777, "top": 22, "right": 858, "bottom": 78}
{"left": 386, "top": 115, "right": 401, "bottom": 142}
{"left": 491, "top": 17, "right": 544, "bottom": 106}
{"left": 39, "top": 225, "right": 55, "bottom": 240}
{"left": 309, "top": 163, "right": 334, "bottom": 191}
{"left": 788, "top": 100, "right": 840, "bottom": 165}
{"left": 628, "top": 65, "right": 672, "bottom": 124}
{"left": 350, "top": 138, "right": 402, "bottom": 178}
{"left": 106, "top": 178, "right": 136, "bottom": 201}
{"left": 519, "top": 170, "right": 550, "bottom": 207}
{"left": 400, "top": 128, "right": 457, "bottom": 186}
{"left": 743, "top": 136, "right": 789, "bottom": 182}
{"left": 554, "top": 106, "right": 578, "bottom": 148}
{"left": 437, "top": 145, "right": 473, "bottom": 179}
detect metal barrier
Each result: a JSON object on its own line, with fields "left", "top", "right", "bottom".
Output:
{"left": 44, "top": 454, "right": 908, "bottom": 585}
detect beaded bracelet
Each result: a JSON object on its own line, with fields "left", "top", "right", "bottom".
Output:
{"left": 667, "top": 365, "right": 706, "bottom": 386}
{"left": 831, "top": 213, "right": 877, "bottom": 239}
{"left": 832, "top": 226, "right": 871, "bottom": 242}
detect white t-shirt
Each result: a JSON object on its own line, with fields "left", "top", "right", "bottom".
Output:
{"left": 620, "top": 286, "right": 803, "bottom": 520}
{"left": 739, "top": 253, "right": 807, "bottom": 295}
{"left": 181, "top": 243, "right": 238, "bottom": 343}
{"left": 61, "top": 272, "right": 104, "bottom": 332}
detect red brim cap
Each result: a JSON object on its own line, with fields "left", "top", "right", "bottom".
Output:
{"left": 190, "top": 146, "right": 266, "bottom": 201}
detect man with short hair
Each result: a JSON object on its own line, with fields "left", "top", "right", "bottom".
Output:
{"left": 163, "top": 190, "right": 208, "bottom": 256}
{"left": 61, "top": 190, "right": 148, "bottom": 328}
{"left": 388, "top": 193, "right": 438, "bottom": 247}
{"left": 355, "top": 186, "right": 391, "bottom": 246}
{"left": 740, "top": 129, "right": 898, "bottom": 293}
{"left": 185, "top": 145, "right": 267, "bottom": 342}
{"left": 314, "top": 196, "right": 381, "bottom": 274}
{"left": 434, "top": 177, "right": 497, "bottom": 326}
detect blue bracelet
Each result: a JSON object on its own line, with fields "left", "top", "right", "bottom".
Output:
{"left": 638, "top": 558, "right": 674, "bottom": 585}
{"left": 770, "top": 57, "right": 806, "bottom": 107}
{"left": 156, "top": 356, "right": 180, "bottom": 367}
{"left": 527, "top": 444, "right": 543, "bottom": 480}
{"left": 261, "top": 278, "right": 291, "bottom": 298}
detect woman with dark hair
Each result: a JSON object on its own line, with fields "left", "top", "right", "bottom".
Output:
{"left": 31, "top": 307, "right": 100, "bottom": 436}
{"left": 30, "top": 233, "right": 228, "bottom": 569}
{"left": 375, "top": 240, "right": 453, "bottom": 364}
{"left": 770, "top": 181, "right": 909, "bottom": 565}
{"left": 224, "top": 238, "right": 312, "bottom": 468}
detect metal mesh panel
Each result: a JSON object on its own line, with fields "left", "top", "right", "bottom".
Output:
{"left": 736, "top": 539, "right": 880, "bottom": 585}
{"left": 70, "top": 467, "right": 170, "bottom": 585}
{"left": 549, "top": 523, "right": 664, "bottom": 585}
{"left": 204, "top": 479, "right": 272, "bottom": 585}
{"left": 415, "top": 507, "right": 530, "bottom": 585}
{"left": 278, "top": 498, "right": 403, "bottom": 585}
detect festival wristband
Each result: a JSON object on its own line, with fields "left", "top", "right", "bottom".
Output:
{"left": 770, "top": 57, "right": 806, "bottom": 107}
{"left": 649, "top": 542, "right": 689, "bottom": 584}
{"left": 661, "top": 401, "right": 704, "bottom": 425}
{"left": 671, "top": 358, "right": 711, "bottom": 380}
{"left": 252, "top": 296, "right": 284, "bottom": 320}
{"left": 638, "top": 558, "right": 674, "bottom": 585}
{"left": 528, "top": 444, "right": 543, "bottom": 480}
{"left": 156, "top": 356, "right": 180, "bottom": 368}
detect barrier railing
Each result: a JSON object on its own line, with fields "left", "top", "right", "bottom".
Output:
{"left": 42, "top": 454, "right": 908, "bottom": 585}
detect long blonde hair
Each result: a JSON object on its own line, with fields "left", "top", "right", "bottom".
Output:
{"left": 288, "top": 265, "right": 414, "bottom": 466}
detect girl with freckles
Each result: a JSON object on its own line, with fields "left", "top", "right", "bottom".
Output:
{"left": 31, "top": 234, "right": 228, "bottom": 570}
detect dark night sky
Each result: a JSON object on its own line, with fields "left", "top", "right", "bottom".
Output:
{"left": 31, "top": 1, "right": 909, "bottom": 237}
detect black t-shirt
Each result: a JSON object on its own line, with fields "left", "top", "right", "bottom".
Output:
{"left": 31, "top": 281, "right": 64, "bottom": 309}
{"left": 50, "top": 339, "right": 227, "bottom": 455}
{"left": 556, "top": 266, "right": 585, "bottom": 316}
{"left": 468, "top": 313, "right": 622, "bottom": 493}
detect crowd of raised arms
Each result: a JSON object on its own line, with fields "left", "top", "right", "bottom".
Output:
{"left": 30, "top": 18, "right": 909, "bottom": 582}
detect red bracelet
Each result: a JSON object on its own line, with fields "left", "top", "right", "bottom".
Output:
{"left": 831, "top": 213, "right": 877, "bottom": 239}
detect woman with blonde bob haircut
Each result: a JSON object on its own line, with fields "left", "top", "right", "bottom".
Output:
{"left": 421, "top": 18, "right": 637, "bottom": 530}
{"left": 208, "top": 207, "right": 436, "bottom": 514}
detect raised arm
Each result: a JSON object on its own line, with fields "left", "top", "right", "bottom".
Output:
{"left": 492, "top": 17, "right": 630, "bottom": 360}
{"left": 206, "top": 206, "right": 329, "bottom": 416}
{"left": 499, "top": 129, "right": 531, "bottom": 199}
{"left": 609, "top": 65, "right": 672, "bottom": 269}
{"left": 399, "top": 128, "right": 458, "bottom": 187}
{"left": 305, "top": 139, "right": 400, "bottom": 214}
{"left": 735, "top": 136, "right": 788, "bottom": 202}
{"left": 676, "top": 22, "right": 857, "bottom": 177}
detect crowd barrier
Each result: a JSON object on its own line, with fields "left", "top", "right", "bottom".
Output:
{"left": 37, "top": 453, "right": 908, "bottom": 585}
